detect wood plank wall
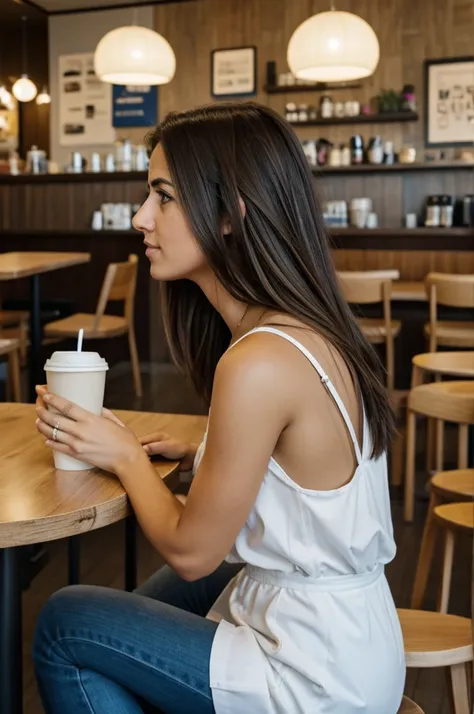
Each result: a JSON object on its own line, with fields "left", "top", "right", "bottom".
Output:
{"left": 155, "top": 0, "right": 474, "bottom": 154}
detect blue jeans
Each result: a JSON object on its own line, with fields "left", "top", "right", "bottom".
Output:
{"left": 33, "top": 561, "right": 243, "bottom": 714}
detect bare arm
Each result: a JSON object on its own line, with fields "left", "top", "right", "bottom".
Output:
{"left": 117, "top": 336, "right": 291, "bottom": 580}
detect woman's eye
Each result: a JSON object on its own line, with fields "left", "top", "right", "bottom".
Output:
{"left": 157, "top": 190, "right": 171, "bottom": 205}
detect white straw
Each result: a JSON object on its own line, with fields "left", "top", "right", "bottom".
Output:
{"left": 77, "top": 328, "right": 84, "bottom": 352}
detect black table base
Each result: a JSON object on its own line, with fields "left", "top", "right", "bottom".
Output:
{"left": 0, "top": 547, "right": 22, "bottom": 714}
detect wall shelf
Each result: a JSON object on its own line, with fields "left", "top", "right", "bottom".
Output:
{"left": 313, "top": 160, "right": 474, "bottom": 175}
{"left": 264, "top": 83, "right": 361, "bottom": 94}
{"left": 290, "top": 111, "right": 418, "bottom": 127}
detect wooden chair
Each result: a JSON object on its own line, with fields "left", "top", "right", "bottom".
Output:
{"left": 337, "top": 270, "right": 401, "bottom": 391}
{"left": 0, "top": 306, "right": 29, "bottom": 366}
{"left": 44, "top": 254, "right": 142, "bottom": 397}
{"left": 398, "top": 608, "right": 472, "bottom": 714}
{"left": 412, "top": 471, "right": 474, "bottom": 612}
{"left": 404, "top": 380, "right": 474, "bottom": 521}
{"left": 424, "top": 273, "right": 474, "bottom": 352}
{"left": 0, "top": 338, "right": 22, "bottom": 402}
{"left": 398, "top": 697, "right": 425, "bottom": 714}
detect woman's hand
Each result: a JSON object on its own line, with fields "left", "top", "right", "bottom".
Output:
{"left": 139, "top": 432, "right": 197, "bottom": 472}
{"left": 35, "top": 389, "right": 145, "bottom": 476}
{"left": 36, "top": 385, "right": 125, "bottom": 427}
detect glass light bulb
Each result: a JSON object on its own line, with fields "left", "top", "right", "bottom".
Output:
{"left": 12, "top": 75, "right": 37, "bottom": 103}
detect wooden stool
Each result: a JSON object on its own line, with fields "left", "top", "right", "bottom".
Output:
{"left": 44, "top": 254, "right": 142, "bottom": 397}
{"left": 424, "top": 273, "right": 474, "bottom": 352}
{"left": 412, "top": 471, "right": 474, "bottom": 610}
{"left": 404, "top": 381, "right": 474, "bottom": 521}
{"left": 337, "top": 270, "right": 400, "bottom": 391}
{"left": 0, "top": 338, "right": 21, "bottom": 402}
{"left": 398, "top": 696, "right": 425, "bottom": 713}
{"left": 412, "top": 352, "right": 474, "bottom": 475}
{"left": 398, "top": 608, "right": 472, "bottom": 714}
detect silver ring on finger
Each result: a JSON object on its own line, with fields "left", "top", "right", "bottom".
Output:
{"left": 52, "top": 421, "right": 60, "bottom": 442}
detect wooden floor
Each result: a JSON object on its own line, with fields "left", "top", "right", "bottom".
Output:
{"left": 21, "top": 363, "right": 472, "bottom": 714}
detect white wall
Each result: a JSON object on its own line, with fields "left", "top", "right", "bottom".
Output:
{"left": 49, "top": 6, "right": 154, "bottom": 166}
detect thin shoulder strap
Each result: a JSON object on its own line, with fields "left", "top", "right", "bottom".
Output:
{"left": 235, "top": 326, "right": 363, "bottom": 464}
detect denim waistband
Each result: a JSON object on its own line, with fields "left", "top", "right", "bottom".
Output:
{"left": 243, "top": 562, "right": 384, "bottom": 592}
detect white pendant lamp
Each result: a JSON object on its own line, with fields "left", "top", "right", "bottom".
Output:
{"left": 0, "top": 85, "right": 14, "bottom": 111}
{"left": 287, "top": 5, "right": 379, "bottom": 83}
{"left": 13, "top": 74, "right": 37, "bottom": 102}
{"left": 36, "top": 86, "right": 51, "bottom": 105}
{"left": 94, "top": 25, "right": 176, "bottom": 85}
{"left": 12, "top": 16, "right": 37, "bottom": 102}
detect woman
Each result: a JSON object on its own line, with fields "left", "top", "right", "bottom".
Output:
{"left": 34, "top": 102, "right": 405, "bottom": 714}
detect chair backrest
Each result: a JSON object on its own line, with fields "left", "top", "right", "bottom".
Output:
{"left": 93, "top": 254, "right": 138, "bottom": 330}
{"left": 426, "top": 272, "right": 474, "bottom": 308}
{"left": 338, "top": 270, "right": 400, "bottom": 305}
{"left": 425, "top": 272, "right": 474, "bottom": 351}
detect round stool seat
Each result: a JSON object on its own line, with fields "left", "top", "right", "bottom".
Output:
{"left": 408, "top": 380, "right": 474, "bottom": 422}
{"left": 398, "top": 696, "right": 425, "bottom": 714}
{"left": 434, "top": 502, "right": 474, "bottom": 533}
{"left": 398, "top": 609, "right": 473, "bottom": 667}
{"left": 413, "top": 351, "right": 474, "bottom": 378}
{"left": 431, "top": 469, "right": 474, "bottom": 500}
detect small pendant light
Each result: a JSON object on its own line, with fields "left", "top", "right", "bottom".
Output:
{"left": 36, "top": 86, "right": 51, "bottom": 105}
{"left": 12, "top": 16, "right": 37, "bottom": 103}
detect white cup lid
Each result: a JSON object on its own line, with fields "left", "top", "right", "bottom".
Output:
{"left": 44, "top": 351, "right": 109, "bottom": 373}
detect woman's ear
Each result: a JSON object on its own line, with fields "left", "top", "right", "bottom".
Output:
{"left": 222, "top": 194, "right": 247, "bottom": 235}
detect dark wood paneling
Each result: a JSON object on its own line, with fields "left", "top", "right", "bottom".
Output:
{"left": 0, "top": 180, "right": 147, "bottom": 231}
{"left": 1, "top": 9, "right": 50, "bottom": 157}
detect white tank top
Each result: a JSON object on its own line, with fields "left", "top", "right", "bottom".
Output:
{"left": 195, "top": 327, "right": 405, "bottom": 714}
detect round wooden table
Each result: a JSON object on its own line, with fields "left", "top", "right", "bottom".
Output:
{"left": 0, "top": 403, "right": 207, "bottom": 714}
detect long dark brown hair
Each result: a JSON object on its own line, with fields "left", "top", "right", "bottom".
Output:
{"left": 146, "top": 102, "right": 393, "bottom": 457}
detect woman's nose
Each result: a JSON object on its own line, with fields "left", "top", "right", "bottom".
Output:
{"left": 133, "top": 200, "right": 154, "bottom": 233}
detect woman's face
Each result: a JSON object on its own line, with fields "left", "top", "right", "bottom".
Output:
{"left": 133, "top": 143, "right": 207, "bottom": 281}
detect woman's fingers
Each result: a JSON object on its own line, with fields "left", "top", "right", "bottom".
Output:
{"left": 143, "top": 439, "right": 173, "bottom": 456}
{"left": 139, "top": 432, "right": 167, "bottom": 446}
{"left": 102, "top": 408, "right": 125, "bottom": 427}
{"left": 35, "top": 416, "right": 78, "bottom": 450}
{"left": 35, "top": 384, "right": 47, "bottom": 410}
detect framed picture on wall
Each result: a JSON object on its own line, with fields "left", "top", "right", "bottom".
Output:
{"left": 211, "top": 46, "right": 257, "bottom": 99}
{"left": 424, "top": 56, "right": 474, "bottom": 147}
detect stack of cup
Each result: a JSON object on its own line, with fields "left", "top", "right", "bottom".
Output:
{"left": 44, "top": 350, "right": 109, "bottom": 471}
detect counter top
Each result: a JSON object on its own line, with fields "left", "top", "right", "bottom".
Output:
{"left": 0, "top": 171, "right": 147, "bottom": 185}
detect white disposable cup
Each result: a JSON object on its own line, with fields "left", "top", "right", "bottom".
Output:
{"left": 44, "top": 351, "right": 109, "bottom": 471}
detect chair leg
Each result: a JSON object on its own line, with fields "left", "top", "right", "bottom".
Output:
{"left": 447, "top": 662, "right": 471, "bottom": 714}
{"left": 411, "top": 491, "right": 441, "bottom": 609}
{"left": 386, "top": 335, "right": 394, "bottom": 392}
{"left": 7, "top": 350, "right": 21, "bottom": 402}
{"left": 435, "top": 419, "right": 445, "bottom": 473}
{"left": 19, "top": 319, "right": 28, "bottom": 367}
{"left": 391, "top": 426, "right": 404, "bottom": 487}
{"left": 437, "top": 527, "right": 455, "bottom": 614}
{"left": 404, "top": 409, "right": 416, "bottom": 522}
{"left": 128, "top": 326, "right": 142, "bottom": 398}
{"left": 457, "top": 424, "right": 469, "bottom": 469}
{"left": 426, "top": 418, "right": 435, "bottom": 473}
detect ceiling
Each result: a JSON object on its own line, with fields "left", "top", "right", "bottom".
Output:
{"left": 16, "top": 0, "right": 197, "bottom": 14}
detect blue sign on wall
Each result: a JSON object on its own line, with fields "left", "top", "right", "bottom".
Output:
{"left": 112, "top": 84, "right": 158, "bottom": 128}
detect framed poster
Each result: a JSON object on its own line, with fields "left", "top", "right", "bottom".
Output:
{"left": 59, "top": 52, "right": 114, "bottom": 146}
{"left": 211, "top": 46, "right": 257, "bottom": 99}
{"left": 424, "top": 56, "right": 474, "bottom": 147}
{"left": 112, "top": 84, "right": 158, "bottom": 128}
